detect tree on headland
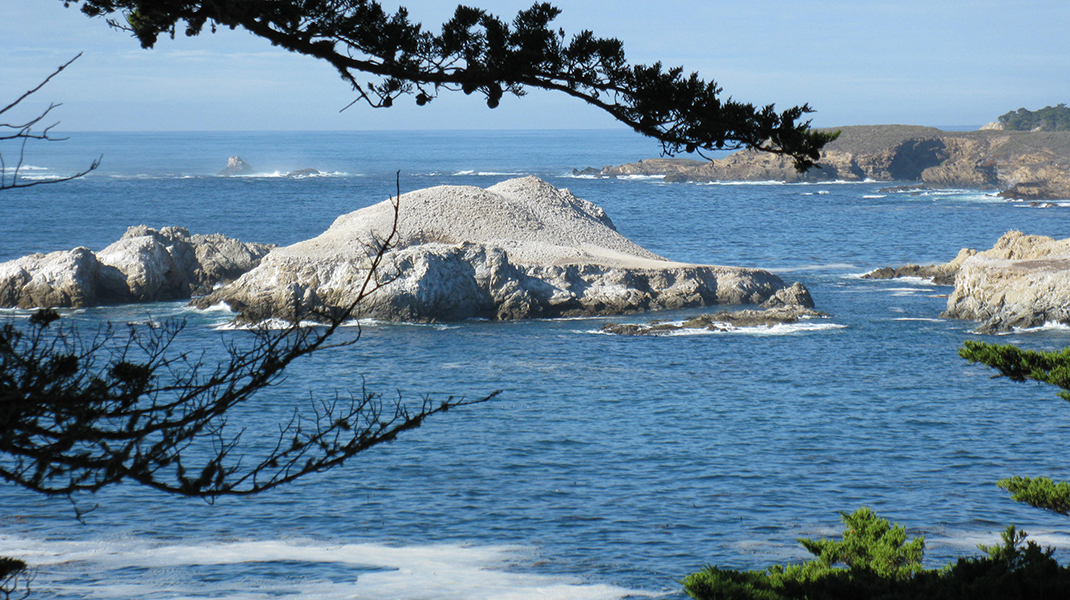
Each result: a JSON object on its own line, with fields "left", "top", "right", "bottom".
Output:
{"left": 997, "top": 104, "right": 1070, "bottom": 132}
{"left": 62, "top": 0, "right": 836, "bottom": 170}
{"left": 0, "top": 53, "right": 100, "bottom": 190}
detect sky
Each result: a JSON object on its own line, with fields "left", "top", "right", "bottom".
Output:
{"left": 4, "top": 0, "right": 1070, "bottom": 131}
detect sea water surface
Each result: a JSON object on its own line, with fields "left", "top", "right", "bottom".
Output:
{"left": 3, "top": 130, "right": 1070, "bottom": 599}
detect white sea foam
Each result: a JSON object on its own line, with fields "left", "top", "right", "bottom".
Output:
{"left": 891, "top": 318, "right": 945, "bottom": 322}
{"left": 452, "top": 170, "right": 526, "bottom": 177}
{"left": 0, "top": 536, "right": 654, "bottom": 600}
{"left": 592, "top": 319, "right": 845, "bottom": 337}
{"left": 212, "top": 318, "right": 327, "bottom": 331}
{"left": 1010, "top": 321, "right": 1070, "bottom": 333}
{"left": 616, "top": 174, "right": 666, "bottom": 181}
{"left": 862, "top": 194, "right": 886, "bottom": 199}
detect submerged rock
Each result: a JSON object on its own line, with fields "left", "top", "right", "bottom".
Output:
{"left": 0, "top": 227, "right": 274, "bottom": 309}
{"left": 196, "top": 176, "right": 809, "bottom": 323}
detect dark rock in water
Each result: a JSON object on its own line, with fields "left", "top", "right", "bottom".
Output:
{"left": 286, "top": 168, "right": 320, "bottom": 177}
{"left": 0, "top": 227, "right": 275, "bottom": 309}
{"left": 861, "top": 249, "right": 975, "bottom": 286}
{"left": 878, "top": 184, "right": 932, "bottom": 194}
{"left": 218, "top": 156, "right": 254, "bottom": 176}
{"left": 999, "top": 182, "right": 1066, "bottom": 201}
{"left": 571, "top": 167, "right": 603, "bottom": 177}
{"left": 600, "top": 305, "right": 830, "bottom": 336}
{"left": 760, "top": 282, "right": 815, "bottom": 308}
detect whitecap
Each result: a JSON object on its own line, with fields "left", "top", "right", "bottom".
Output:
{"left": 862, "top": 194, "right": 886, "bottom": 199}
{"left": 0, "top": 535, "right": 657, "bottom": 600}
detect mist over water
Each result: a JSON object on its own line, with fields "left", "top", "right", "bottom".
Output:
{"left": 4, "top": 131, "right": 1070, "bottom": 598}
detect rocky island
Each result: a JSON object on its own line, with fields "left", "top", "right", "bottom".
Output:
{"left": 586, "top": 125, "right": 1070, "bottom": 200}
{"left": 866, "top": 230, "right": 1070, "bottom": 333}
{"left": 195, "top": 176, "right": 808, "bottom": 323}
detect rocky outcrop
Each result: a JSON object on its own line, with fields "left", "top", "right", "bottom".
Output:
{"left": 942, "top": 231, "right": 1070, "bottom": 332}
{"left": 218, "top": 156, "right": 255, "bottom": 176}
{"left": 862, "top": 248, "right": 977, "bottom": 285}
{"left": 599, "top": 305, "right": 829, "bottom": 336}
{"left": 0, "top": 227, "right": 273, "bottom": 309}
{"left": 594, "top": 126, "right": 1070, "bottom": 199}
{"left": 196, "top": 176, "right": 807, "bottom": 323}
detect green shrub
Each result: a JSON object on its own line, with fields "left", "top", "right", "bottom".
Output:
{"left": 683, "top": 508, "right": 1070, "bottom": 600}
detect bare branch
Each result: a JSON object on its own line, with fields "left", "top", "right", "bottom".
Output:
{"left": 0, "top": 53, "right": 101, "bottom": 190}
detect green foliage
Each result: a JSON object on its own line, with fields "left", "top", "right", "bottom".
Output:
{"left": 997, "top": 476, "right": 1070, "bottom": 517}
{"left": 960, "top": 340, "right": 1070, "bottom": 514}
{"left": 959, "top": 339, "right": 1070, "bottom": 401}
{"left": 998, "top": 104, "right": 1070, "bottom": 132}
{"left": 683, "top": 510, "right": 1070, "bottom": 600}
{"left": 64, "top": 0, "right": 835, "bottom": 169}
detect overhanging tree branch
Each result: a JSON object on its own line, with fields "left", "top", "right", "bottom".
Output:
{"left": 64, "top": 1, "right": 837, "bottom": 169}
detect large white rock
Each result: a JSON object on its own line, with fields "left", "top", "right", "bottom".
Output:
{"left": 197, "top": 176, "right": 801, "bottom": 323}
{"left": 943, "top": 231, "right": 1070, "bottom": 332}
{"left": 0, "top": 227, "right": 273, "bottom": 309}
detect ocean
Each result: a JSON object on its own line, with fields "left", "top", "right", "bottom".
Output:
{"left": 3, "top": 130, "right": 1070, "bottom": 599}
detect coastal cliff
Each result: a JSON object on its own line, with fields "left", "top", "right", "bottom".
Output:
{"left": 592, "top": 126, "right": 1070, "bottom": 199}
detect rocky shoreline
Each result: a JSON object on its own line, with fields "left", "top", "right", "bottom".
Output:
{"left": 581, "top": 125, "right": 1070, "bottom": 200}
{"left": 865, "top": 230, "right": 1070, "bottom": 333}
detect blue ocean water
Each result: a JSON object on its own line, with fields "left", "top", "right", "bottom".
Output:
{"left": 4, "top": 130, "right": 1070, "bottom": 599}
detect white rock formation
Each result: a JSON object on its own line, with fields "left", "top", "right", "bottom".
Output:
{"left": 0, "top": 227, "right": 273, "bottom": 309}
{"left": 943, "top": 231, "right": 1070, "bottom": 332}
{"left": 196, "top": 176, "right": 804, "bottom": 323}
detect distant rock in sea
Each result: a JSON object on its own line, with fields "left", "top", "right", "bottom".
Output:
{"left": 286, "top": 168, "right": 320, "bottom": 177}
{"left": 0, "top": 227, "right": 274, "bottom": 309}
{"left": 196, "top": 176, "right": 808, "bottom": 323}
{"left": 218, "top": 156, "right": 255, "bottom": 176}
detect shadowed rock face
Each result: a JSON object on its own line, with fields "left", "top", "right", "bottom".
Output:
{"left": 0, "top": 227, "right": 274, "bottom": 309}
{"left": 196, "top": 176, "right": 809, "bottom": 324}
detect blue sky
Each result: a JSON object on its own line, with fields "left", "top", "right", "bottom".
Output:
{"left": 4, "top": 0, "right": 1070, "bottom": 131}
